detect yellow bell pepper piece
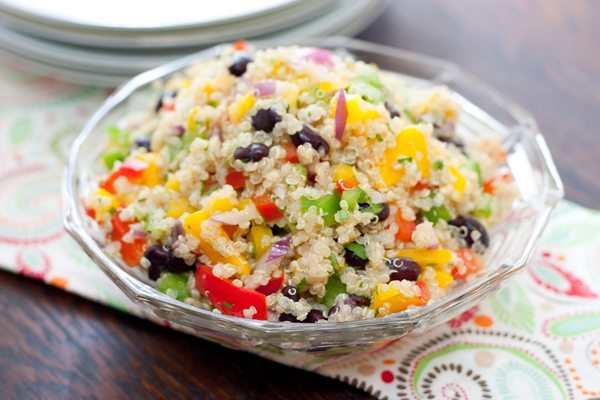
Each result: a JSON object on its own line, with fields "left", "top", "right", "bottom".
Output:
{"left": 183, "top": 197, "right": 251, "bottom": 275}
{"left": 92, "top": 188, "right": 119, "bottom": 220}
{"left": 187, "top": 108, "right": 199, "bottom": 132}
{"left": 165, "top": 176, "right": 180, "bottom": 192}
{"left": 329, "top": 95, "right": 381, "bottom": 124}
{"left": 371, "top": 284, "right": 423, "bottom": 316}
{"left": 379, "top": 127, "right": 430, "bottom": 187}
{"left": 395, "top": 249, "right": 452, "bottom": 268}
{"left": 449, "top": 166, "right": 466, "bottom": 194}
{"left": 183, "top": 197, "right": 237, "bottom": 238}
{"left": 167, "top": 197, "right": 194, "bottom": 218}
{"left": 318, "top": 81, "right": 334, "bottom": 92}
{"left": 228, "top": 92, "right": 255, "bottom": 123}
{"left": 435, "top": 270, "right": 454, "bottom": 288}
{"left": 333, "top": 164, "right": 359, "bottom": 188}
{"left": 249, "top": 225, "right": 273, "bottom": 259}
{"left": 135, "top": 153, "right": 162, "bottom": 187}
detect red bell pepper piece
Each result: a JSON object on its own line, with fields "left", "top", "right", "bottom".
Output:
{"left": 282, "top": 141, "right": 299, "bottom": 163}
{"left": 85, "top": 206, "right": 96, "bottom": 219}
{"left": 196, "top": 265, "right": 267, "bottom": 320}
{"left": 225, "top": 169, "right": 245, "bottom": 190}
{"left": 253, "top": 194, "right": 284, "bottom": 222}
{"left": 232, "top": 39, "right": 248, "bottom": 51}
{"left": 255, "top": 274, "right": 284, "bottom": 296}
{"left": 452, "top": 248, "right": 483, "bottom": 279}
{"left": 101, "top": 159, "right": 148, "bottom": 193}
{"left": 483, "top": 172, "right": 510, "bottom": 195}
{"left": 395, "top": 213, "right": 416, "bottom": 242}
{"left": 111, "top": 212, "right": 146, "bottom": 267}
{"left": 417, "top": 280, "right": 430, "bottom": 304}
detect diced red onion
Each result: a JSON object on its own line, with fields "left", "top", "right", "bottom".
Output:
{"left": 266, "top": 236, "right": 292, "bottom": 262}
{"left": 132, "top": 229, "right": 148, "bottom": 239}
{"left": 334, "top": 88, "right": 347, "bottom": 141}
{"left": 254, "top": 81, "right": 276, "bottom": 97}
{"left": 174, "top": 124, "right": 185, "bottom": 135}
{"left": 303, "top": 48, "right": 334, "bottom": 66}
{"left": 122, "top": 159, "right": 148, "bottom": 172}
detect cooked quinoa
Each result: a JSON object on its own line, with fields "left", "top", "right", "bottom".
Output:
{"left": 85, "top": 42, "right": 515, "bottom": 322}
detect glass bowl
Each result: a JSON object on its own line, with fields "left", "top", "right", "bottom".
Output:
{"left": 63, "top": 37, "right": 563, "bottom": 357}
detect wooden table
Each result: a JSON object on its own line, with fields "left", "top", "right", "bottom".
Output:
{"left": 1, "top": 1, "right": 598, "bottom": 399}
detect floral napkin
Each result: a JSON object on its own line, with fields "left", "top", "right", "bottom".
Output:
{"left": 1, "top": 62, "right": 599, "bottom": 400}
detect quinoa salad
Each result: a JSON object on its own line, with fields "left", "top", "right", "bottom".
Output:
{"left": 84, "top": 41, "right": 515, "bottom": 323}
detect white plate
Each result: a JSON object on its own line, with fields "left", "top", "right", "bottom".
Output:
{"left": 0, "top": 0, "right": 388, "bottom": 85}
{"left": 0, "top": 0, "right": 334, "bottom": 49}
{"left": 0, "top": 0, "right": 300, "bottom": 29}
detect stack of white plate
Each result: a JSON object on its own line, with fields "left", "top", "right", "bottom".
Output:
{"left": 0, "top": 0, "right": 388, "bottom": 86}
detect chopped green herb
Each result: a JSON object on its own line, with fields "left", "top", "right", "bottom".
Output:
{"left": 345, "top": 242, "right": 367, "bottom": 260}
{"left": 222, "top": 301, "right": 233, "bottom": 310}
{"left": 403, "top": 108, "right": 417, "bottom": 123}
{"left": 322, "top": 273, "right": 346, "bottom": 308}
{"left": 397, "top": 157, "right": 413, "bottom": 164}
{"left": 375, "top": 134, "right": 384, "bottom": 142}
{"left": 329, "top": 254, "right": 340, "bottom": 271}
{"left": 433, "top": 160, "right": 444, "bottom": 170}
{"left": 296, "top": 277, "right": 308, "bottom": 291}
{"left": 359, "top": 203, "right": 384, "bottom": 216}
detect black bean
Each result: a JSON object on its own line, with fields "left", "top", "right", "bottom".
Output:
{"left": 252, "top": 108, "right": 281, "bottom": 133}
{"left": 144, "top": 245, "right": 195, "bottom": 280}
{"left": 437, "top": 135, "right": 465, "bottom": 151}
{"left": 387, "top": 257, "right": 422, "bottom": 281}
{"left": 134, "top": 137, "right": 151, "bottom": 151}
{"left": 167, "top": 254, "right": 195, "bottom": 273}
{"left": 358, "top": 203, "right": 370, "bottom": 211}
{"left": 279, "top": 313, "right": 299, "bottom": 322}
{"left": 233, "top": 146, "right": 250, "bottom": 161}
{"left": 281, "top": 285, "right": 300, "bottom": 302}
{"left": 448, "top": 216, "right": 490, "bottom": 250}
{"left": 228, "top": 55, "right": 252, "bottom": 77}
{"left": 345, "top": 294, "right": 370, "bottom": 307}
{"left": 155, "top": 90, "right": 177, "bottom": 112}
{"left": 144, "top": 245, "right": 170, "bottom": 281}
{"left": 328, "top": 305, "right": 339, "bottom": 317}
{"left": 304, "top": 309, "right": 326, "bottom": 323}
{"left": 344, "top": 247, "right": 368, "bottom": 269}
{"left": 290, "top": 125, "right": 330, "bottom": 154}
{"left": 385, "top": 102, "right": 400, "bottom": 118}
{"left": 377, "top": 203, "right": 390, "bottom": 222}
{"left": 233, "top": 143, "right": 269, "bottom": 162}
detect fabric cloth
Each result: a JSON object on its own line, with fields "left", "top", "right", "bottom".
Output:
{"left": 1, "top": 65, "right": 599, "bottom": 400}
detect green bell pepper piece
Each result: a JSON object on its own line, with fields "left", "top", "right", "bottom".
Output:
{"left": 322, "top": 273, "right": 347, "bottom": 308}
{"left": 340, "top": 187, "right": 369, "bottom": 212}
{"left": 157, "top": 272, "right": 191, "bottom": 301}
{"left": 422, "top": 204, "right": 453, "bottom": 223}
{"left": 301, "top": 191, "right": 341, "bottom": 227}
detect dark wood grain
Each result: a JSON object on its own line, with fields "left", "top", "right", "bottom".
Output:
{"left": 1, "top": 1, "right": 599, "bottom": 400}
